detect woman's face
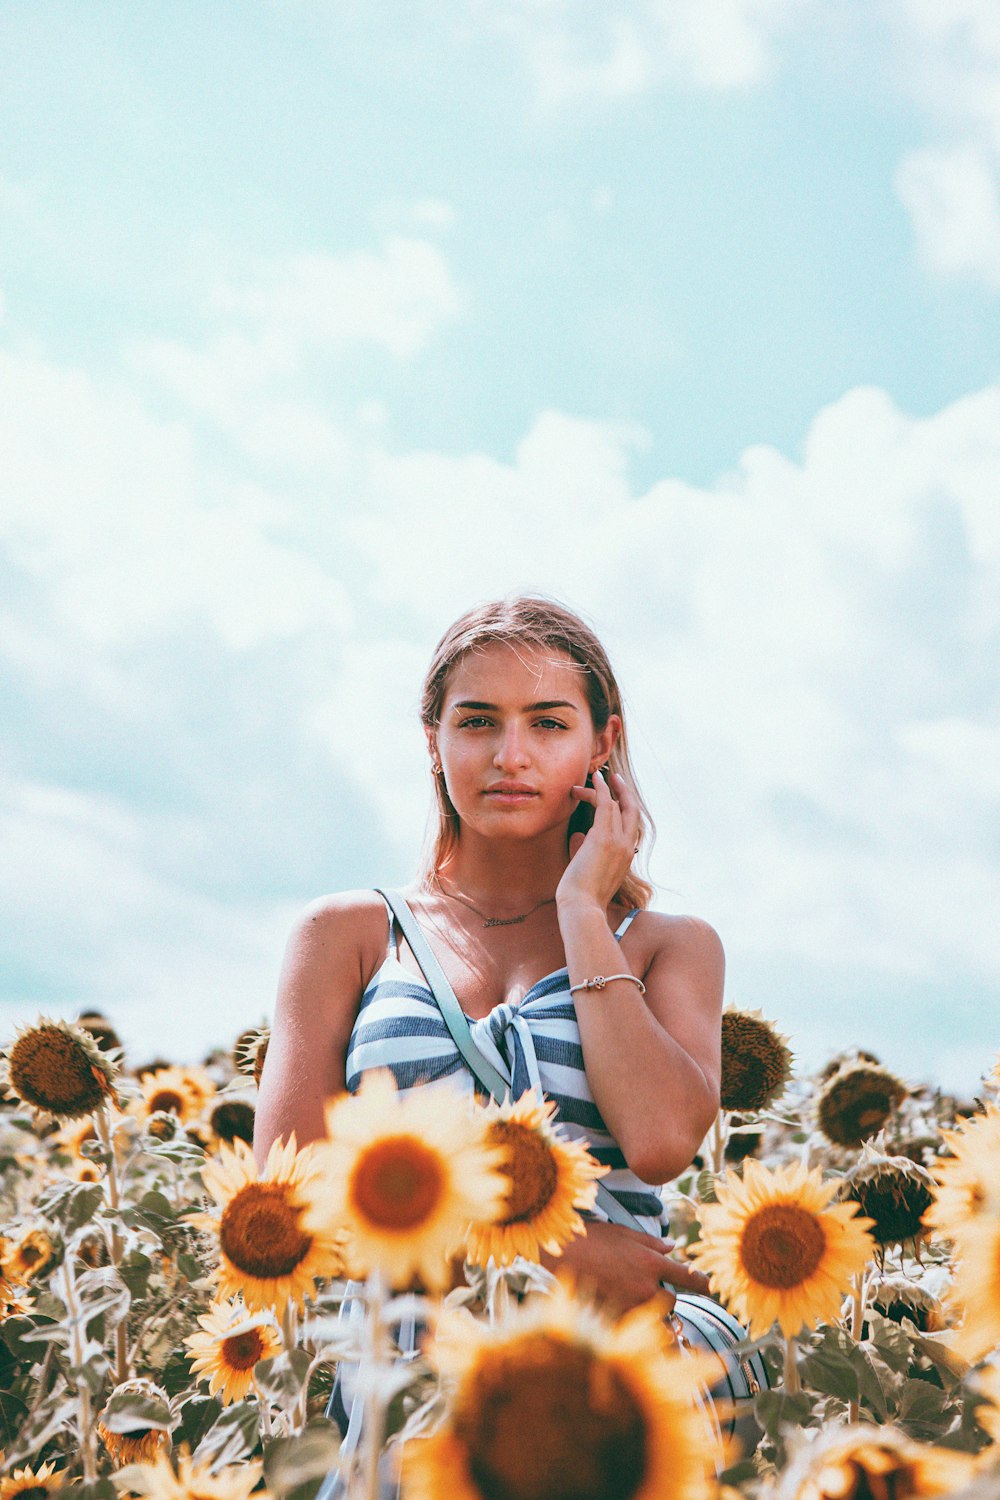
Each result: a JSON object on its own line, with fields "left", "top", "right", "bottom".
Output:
{"left": 431, "top": 642, "right": 619, "bottom": 840}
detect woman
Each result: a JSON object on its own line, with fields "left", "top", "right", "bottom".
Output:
{"left": 256, "top": 592, "right": 722, "bottom": 1306}
{"left": 254, "top": 595, "right": 750, "bottom": 1481}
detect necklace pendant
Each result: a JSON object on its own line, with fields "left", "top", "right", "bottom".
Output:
{"left": 483, "top": 915, "right": 527, "bottom": 927}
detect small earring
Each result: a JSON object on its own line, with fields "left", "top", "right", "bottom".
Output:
{"left": 432, "top": 763, "right": 443, "bottom": 776}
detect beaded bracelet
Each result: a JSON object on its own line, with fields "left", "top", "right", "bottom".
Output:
{"left": 568, "top": 973, "right": 646, "bottom": 996}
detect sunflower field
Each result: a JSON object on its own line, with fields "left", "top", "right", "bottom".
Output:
{"left": 1, "top": 1008, "right": 999, "bottom": 1500}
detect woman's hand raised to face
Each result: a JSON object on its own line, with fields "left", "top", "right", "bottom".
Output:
{"left": 557, "top": 769, "right": 641, "bottom": 913}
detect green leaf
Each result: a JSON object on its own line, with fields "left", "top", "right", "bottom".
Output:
{"left": 100, "top": 1387, "right": 174, "bottom": 1433}
{"left": 898, "top": 1376, "right": 952, "bottom": 1438}
{"left": 263, "top": 1423, "right": 342, "bottom": 1495}
{"left": 118, "top": 1251, "right": 153, "bottom": 1299}
{"left": 177, "top": 1251, "right": 203, "bottom": 1281}
{"left": 56, "top": 1482, "right": 117, "bottom": 1500}
{"left": 193, "top": 1399, "right": 261, "bottom": 1467}
{"left": 855, "top": 1344, "right": 894, "bottom": 1421}
{"left": 867, "top": 1310, "right": 916, "bottom": 1374}
{"left": 174, "top": 1392, "right": 223, "bottom": 1449}
{"left": 753, "top": 1388, "right": 815, "bottom": 1439}
{"left": 1, "top": 1315, "right": 60, "bottom": 1362}
{"left": 253, "top": 1348, "right": 313, "bottom": 1406}
{"left": 798, "top": 1344, "right": 859, "bottom": 1403}
{"left": 161, "top": 1349, "right": 196, "bottom": 1398}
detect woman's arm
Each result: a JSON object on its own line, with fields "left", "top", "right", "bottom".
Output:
{"left": 557, "top": 769, "right": 723, "bottom": 1184}
{"left": 253, "top": 891, "right": 387, "bottom": 1169}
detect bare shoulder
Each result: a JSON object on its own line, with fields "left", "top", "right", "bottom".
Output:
{"left": 280, "top": 888, "right": 391, "bottom": 997}
{"left": 631, "top": 910, "right": 725, "bottom": 968}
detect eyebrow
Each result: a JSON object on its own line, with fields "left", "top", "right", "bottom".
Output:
{"left": 452, "top": 700, "right": 581, "bottom": 713}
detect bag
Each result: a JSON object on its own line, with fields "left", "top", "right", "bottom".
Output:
{"left": 374, "top": 888, "right": 771, "bottom": 1450}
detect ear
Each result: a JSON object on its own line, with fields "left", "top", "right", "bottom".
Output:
{"left": 424, "top": 726, "right": 440, "bottom": 769}
{"left": 591, "top": 713, "right": 621, "bottom": 771}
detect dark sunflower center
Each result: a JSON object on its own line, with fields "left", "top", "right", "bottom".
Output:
{"left": 455, "top": 1334, "right": 647, "bottom": 1500}
{"left": 219, "top": 1182, "right": 312, "bottom": 1278}
{"left": 20, "top": 1243, "right": 43, "bottom": 1266}
{"left": 351, "top": 1136, "right": 444, "bottom": 1230}
{"left": 844, "top": 1451, "right": 917, "bottom": 1500}
{"left": 150, "top": 1089, "right": 185, "bottom": 1115}
{"left": 211, "top": 1100, "right": 256, "bottom": 1144}
{"left": 222, "top": 1328, "right": 266, "bottom": 1370}
{"left": 720, "top": 1019, "right": 787, "bottom": 1111}
{"left": 740, "top": 1203, "right": 826, "bottom": 1288}
{"left": 850, "top": 1176, "right": 933, "bottom": 1246}
{"left": 10, "top": 1027, "right": 107, "bottom": 1113}
{"left": 491, "top": 1121, "right": 558, "bottom": 1224}
{"left": 16, "top": 1487, "right": 50, "bottom": 1500}
{"left": 877, "top": 1297, "right": 930, "bottom": 1332}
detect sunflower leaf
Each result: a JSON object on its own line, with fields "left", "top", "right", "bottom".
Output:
{"left": 798, "top": 1345, "right": 859, "bottom": 1403}
{"left": 193, "top": 1398, "right": 262, "bottom": 1466}
{"left": 262, "top": 1422, "right": 342, "bottom": 1494}
{"left": 100, "top": 1388, "right": 174, "bottom": 1432}
{"left": 898, "top": 1376, "right": 953, "bottom": 1438}
{"left": 254, "top": 1348, "right": 313, "bottom": 1406}
{"left": 173, "top": 1391, "right": 222, "bottom": 1449}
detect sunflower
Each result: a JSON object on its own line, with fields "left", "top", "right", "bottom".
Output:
{"left": 106, "top": 1443, "right": 266, "bottom": 1500}
{"left": 97, "top": 1377, "right": 172, "bottom": 1466}
{"left": 184, "top": 1298, "right": 281, "bottom": 1404}
{"left": 924, "top": 1103, "right": 1000, "bottom": 1241}
{"left": 311, "top": 1070, "right": 506, "bottom": 1291}
{"left": 690, "top": 1158, "right": 875, "bottom": 1338}
{"left": 948, "top": 1217, "right": 1000, "bottom": 1361}
{"left": 192, "top": 1134, "right": 344, "bottom": 1315}
{"left": 1, "top": 1017, "right": 119, "bottom": 1120}
{"left": 76, "top": 1009, "right": 123, "bottom": 1056}
{"left": 776, "top": 1423, "right": 978, "bottom": 1499}
{"left": 234, "top": 1026, "right": 270, "bottom": 1088}
{"left": 0, "top": 1460, "right": 64, "bottom": 1500}
{"left": 719, "top": 1008, "right": 792, "bottom": 1114}
{"left": 840, "top": 1147, "right": 934, "bottom": 1256}
{"left": 52, "top": 1115, "right": 100, "bottom": 1161}
{"left": 3, "top": 1227, "right": 55, "bottom": 1284}
{"left": 133, "top": 1066, "right": 205, "bottom": 1126}
{"left": 466, "top": 1092, "right": 606, "bottom": 1267}
{"left": 209, "top": 1098, "right": 256, "bottom": 1147}
{"left": 870, "top": 1275, "right": 946, "bottom": 1333}
{"left": 404, "top": 1279, "right": 716, "bottom": 1500}
{"left": 815, "top": 1063, "right": 908, "bottom": 1149}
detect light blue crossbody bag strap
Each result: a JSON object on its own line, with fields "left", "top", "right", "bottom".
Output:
{"left": 375, "top": 887, "right": 640, "bottom": 1232}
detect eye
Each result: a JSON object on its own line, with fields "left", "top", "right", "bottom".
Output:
{"left": 535, "top": 718, "right": 568, "bottom": 730}
{"left": 458, "top": 717, "right": 494, "bottom": 729}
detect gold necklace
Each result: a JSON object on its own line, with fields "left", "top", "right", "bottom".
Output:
{"left": 431, "top": 870, "right": 557, "bottom": 928}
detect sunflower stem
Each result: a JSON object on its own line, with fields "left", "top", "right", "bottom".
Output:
{"left": 59, "top": 1257, "right": 98, "bottom": 1481}
{"left": 95, "top": 1104, "right": 131, "bottom": 1384}
{"left": 848, "top": 1268, "right": 867, "bottom": 1422}
{"left": 710, "top": 1110, "right": 727, "bottom": 1176}
{"left": 358, "top": 1271, "right": 389, "bottom": 1500}
{"left": 782, "top": 1334, "right": 800, "bottom": 1394}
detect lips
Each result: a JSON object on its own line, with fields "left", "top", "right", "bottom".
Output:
{"left": 485, "top": 784, "right": 538, "bottom": 796}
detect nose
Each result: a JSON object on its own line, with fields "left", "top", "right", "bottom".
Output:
{"left": 493, "top": 724, "right": 531, "bottom": 771}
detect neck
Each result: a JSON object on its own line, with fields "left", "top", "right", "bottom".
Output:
{"left": 436, "top": 825, "right": 569, "bottom": 910}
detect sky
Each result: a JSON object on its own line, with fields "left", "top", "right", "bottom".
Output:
{"left": 1, "top": 0, "right": 998, "bottom": 1095}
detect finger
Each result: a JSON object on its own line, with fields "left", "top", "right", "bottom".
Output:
{"left": 656, "top": 1257, "right": 712, "bottom": 1295}
{"left": 570, "top": 785, "right": 597, "bottom": 805}
{"left": 568, "top": 832, "right": 586, "bottom": 860}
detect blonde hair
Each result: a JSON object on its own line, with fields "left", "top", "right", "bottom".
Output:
{"left": 417, "top": 593, "right": 654, "bottom": 910}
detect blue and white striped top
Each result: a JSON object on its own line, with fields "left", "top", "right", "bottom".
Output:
{"left": 344, "top": 896, "right": 667, "bottom": 1234}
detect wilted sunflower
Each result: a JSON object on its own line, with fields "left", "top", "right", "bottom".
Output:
{"left": 840, "top": 1146, "right": 935, "bottom": 1256}
{"left": 76, "top": 1009, "right": 122, "bottom": 1056}
{"left": 2, "top": 1017, "right": 119, "bottom": 1120}
{"left": 312, "top": 1070, "right": 506, "bottom": 1291}
{"left": 192, "top": 1134, "right": 344, "bottom": 1315}
{"left": 924, "top": 1103, "right": 1000, "bottom": 1241}
{"left": 870, "top": 1275, "right": 946, "bottom": 1333}
{"left": 948, "top": 1217, "right": 1000, "bottom": 1361}
{"left": 819, "top": 1048, "right": 882, "bottom": 1084}
{"left": 690, "top": 1158, "right": 875, "bottom": 1338}
{"left": 97, "top": 1376, "right": 172, "bottom": 1466}
{"left": 0, "top": 1460, "right": 64, "bottom": 1500}
{"left": 719, "top": 1008, "right": 792, "bottom": 1113}
{"left": 815, "top": 1063, "right": 908, "bottom": 1149}
{"left": 108, "top": 1443, "right": 267, "bottom": 1500}
{"left": 776, "top": 1423, "right": 978, "bottom": 1500}
{"left": 234, "top": 1026, "right": 270, "bottom": 1088}
{"left": 466, "top": 1092, "right": 606, "bottom": 1267}
{"left": 209, "top": 1097, "right": 256, "bottom": 1147}
{"left": 3, "top": 1227, "right": 55, "bottom": 1284}
{"left": 185, "top": 1298, "right": 281, "bottom": 1404}
{"left": 405, "top": 1279, "right": 716, "bottom": 1500}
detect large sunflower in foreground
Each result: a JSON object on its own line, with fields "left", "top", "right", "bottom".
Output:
{"left": 948, "top": 1216, "right": 1000, "bottom": 1361}
{"left": 466, "top": 1092, "right": 606, "bottom": 1267}
{"left": 311, "top": 1070, "right": 506, "bottom": 1291}
{"left": 109, "top": 1443, "right": 267, "bottom": 1500}
{"left": 0, "top": 1460, "right": 65, "bottom": 1500}
{"left": 924, "top": 1102, "right": 1000, "bottom": 1241}
{"left": 1, "top": 1017, "right": 119, "bottom": 1120}
{"left": 690, "top": 1158, "right": 875, "bottom": 1338}
{"left": 776, "top": 1423, "right": 978, "bottom": 1500}
{"left": 404, "top": 1280, "right": 716, "bottom": 1500}
{"left": 192, "top": 1134, "right": 345, "bottom": 1315}
{"left": 185, "top": 1297, "right": 281, "bottom": 1403}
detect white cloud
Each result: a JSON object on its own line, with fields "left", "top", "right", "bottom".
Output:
{"left": 893, "top": 0, "right": 1000, "bottom": 290}
{"left": 477, "top": 0, "right": 799, "bottom": 105}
